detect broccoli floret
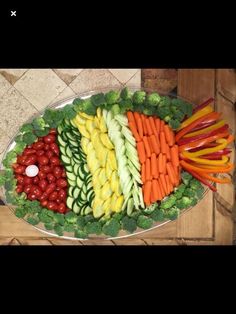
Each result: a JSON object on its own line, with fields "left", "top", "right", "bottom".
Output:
{"left": 22, "top": 132, "right": 37, "bottom": 145}
{"left": 169, "top": 119, "right": 181, "bottom": 130}
{"left": 173, "top": 183, "right": 186, "bottom": 199}
{"left": 65, "top": 211, "right": 78, "bottom": 224}
{"left": 73, "top": 98, "right": 84, "bottom": 112}
{"left": 111, "top": 104, "right": 120, "bottom": 116}
{"left": 112, "top": 212, "right": 125, "bottom": 221}
{"left": 119, "top": 99, "right": 134, "bottom": 113}
{"left": 74, "top": 229, "right": 88, "bottom": 239}
{"left": 176, "top": 197, "right": 192, "bottom": 210}
{"left": 143, "top": 202, "right": 158, "bottom": 214}
{"left": 82, "top": 99, "right": 97, "bottom": 115}
{"left": 156, "top": 106, "right": 171, "bottom": 120}
{"left": 170, "top": 106, "right": 185, "bottom": 121}
{"left": 164, "top": 115, "right": 172, "bottom": 122}
{"left": 102, "top": 218, "right": 121, "bottom": 237}
{"left": 77, "top": 216, "right": 86, "bottom": 229}
{"left": 133, "top": 91, "right": 146, "bottom": 105}
{"left": 183, "top": 188, "right": 196, "bottom": 197}
{"left": 91, "top": 93, "right": 106, "bottom": 107}
{"left": 105, "top": 90, "right": 120, "bottom": 105}
{"left": 166, "top": 207, "right": 180, "bottom": 220}
{"left": 20, "top": 123, "right": 34, "bottom": 134}
{"left": 181, "top": 171, "right": 193, "bottom": 185}
{"left": 122, "top": 216, "right": 137, "bottom": 233}
{"left": 85, "top": 221, "right": 102, "bottom": 235}
{"left": 150, "top": 209, "right": 165, "bottom": 222}
{"left": 120, "top": 87, "right": 132, "bottom": 100}
{"left": 143, "top": 107, "right": 156, "bottom": 116}
{"left": 137, "top": 215, "right": 153, "bottom": 229}
{"left": 181, "top": 102, "right": 193, "bottom": 117}
{"left": 146, "top": 92, "right": 161, "bottom": 106}
{"left": 195, "top": 186, "right": 205, "bottom": 199}
{"left": 32, "top": 117, "right": 47, "bottom": 130}
{"left": 62, "top": 104, "right": 77, "bottom": 119}
{"left": 159, "top": 96, "right": 171, "bottom": 107}
{"left": 160, "top": 195, "right": 176, "bottom": 210}
{"left": 190, "top": 198, "right": 198, "bottom": 207}
{"left": 190, "top": 178, "right": 202, "bottom": 191}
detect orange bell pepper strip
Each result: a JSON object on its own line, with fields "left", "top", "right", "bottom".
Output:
{"left": 183, "top": 120, "right": 225, "bottom": 138}
{"left": 177, "top": 105, "right": 213, "bottom": 130}
{"left": 182, "top": 155, "right": 229, "bottom": 165}
{"left": 180, "top": 160, "right": 234, "bottom": 173}
{"left": 198, "top": 172, "right": 231, "bottom": 184}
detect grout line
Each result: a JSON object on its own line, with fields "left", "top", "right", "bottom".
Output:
{"left": 124, "top": 69, "right": 140, "bottom": 86}
{"left": 108, "top": 69, "right": 139, "bottom": 86}
{"left": 12, "top": 69, "right": 29, "bottom": 86}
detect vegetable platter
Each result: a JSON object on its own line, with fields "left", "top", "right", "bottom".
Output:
{"left": 0, "top": 87, "right": 234, "bottom": 240}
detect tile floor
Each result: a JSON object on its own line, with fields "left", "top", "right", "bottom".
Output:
{"left": 0, "top": 69, "right": 141, "bottom": 162}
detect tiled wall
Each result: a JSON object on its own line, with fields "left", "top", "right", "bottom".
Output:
{"left": 0, "top": 69, "right": 141, "bottom": 162}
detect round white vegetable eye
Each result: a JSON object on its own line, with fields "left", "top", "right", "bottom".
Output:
{"left": 25, "top": 165, "right": 39, "bottom": 177}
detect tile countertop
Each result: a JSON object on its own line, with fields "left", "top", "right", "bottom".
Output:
{"left": 0, "top": 69, "right": 141, "bottom": 163}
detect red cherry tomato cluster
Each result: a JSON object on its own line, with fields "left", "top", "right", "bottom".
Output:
{"left": 13, "top": 129, "right": 69, "bottom": 213}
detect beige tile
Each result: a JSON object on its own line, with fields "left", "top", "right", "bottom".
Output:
{"left": 0, "top": 127, "right": 11, "bottom": 163}
{"left": 14, "top": 69, "right": 67, "bottom": 111}
{"left": 125, "top": 69, "right": 141, "bottom": 88}
{"left": 70, "top": 69, "right": 121, "bottom": 94}
{"left": 0, "top": 74, "right": 12, "bottom": 98}
{"left": 49, "top": 86, "right": 76, "bottom": 106}
{"left": 0, "top": 87, "right": 38, "bottom": 139}
{"left": 109, "top": 69, "right": 139, "bottom": 84}
{"left": 0, "top": 69, "right": 28, "bottom": 85}
{"left": 53, "top": 69, "right": 83, "bottom": 85}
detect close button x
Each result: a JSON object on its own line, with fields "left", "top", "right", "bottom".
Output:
{"left": 11, "top": 11, "right": 16, "bottom": 16}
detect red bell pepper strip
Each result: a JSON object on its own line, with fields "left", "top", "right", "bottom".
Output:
{"left": 201, "top": 148, "right": 232, "bottom": 159}
{"left": 175, "top": 111, "right": 221, "bottom": 142}
{"left": 190, "top": 120, "right": 217, "bottom": 132}
{"left": 193, "top": 97, "right": 214, "bottom": 114}
{"left": 182, "top": 167, "right": 217, "bottom": 192}
{"left": 177, "top": 124, "right": 229, "bottom": 145}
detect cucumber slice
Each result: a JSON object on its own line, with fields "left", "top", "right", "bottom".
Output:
{"left": 68, "top": 186, "right": 74, "bottom": 197}
{"left": 66, "top": 145, "right": 73, "bottom": 158}
{"left": 84, "top": 206, "right": 92, "bottom": 215}
{"left": 61, "top": 155, "right": 71, "bottom": 165}
{"left": 58, "top": 135, "right": 67, "bottom": 147}
{"left": 66, "top": 132, "right": 76, "bottom": 141}
{"left": 59, "top": 146, "right": 66, "bottom": 156}
{"left": 70, "top": 119, "right": 78, "bottom": 129}
{"left": 68, "top": 178, "right": 76, "bottom": 187}
{"left": 66, "top": 196, "right": 74, "bottom": 209}
{"left": 78, "top": 167, "right": 84, "bottom": 180}
{"left": 76, "top": 176, "right": 83, "bottom": 188}
{"left": 66, "top": 172, "right": 76, "bottom": 181}
{"left": 73, "top": 201, "right": 81, "bottom": 214}
{"left": 73, "top": 186, "right": 80, "bottom": 199}
{"left": 57, "top": 124, "right": 63, "bottom": 135}
{"left": 65, "top": 165, "right": 73, "bottom": 172}
{"left": 69, "top": 139, "right": 79, "bottom": 147}
{"left": 73, "top": 163, "right": 80, "bottom": 175}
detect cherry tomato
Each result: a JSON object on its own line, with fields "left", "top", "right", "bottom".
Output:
{"left": 56, "top": 178, "right": 67, "bottom": 188}
{"left": 49, "top": 191, "right": 58, "bottom": 201}
{"left": 53, "top": 166, "right": 62, "bottom": 178}
{"left": 49, "top": 129, "right": 57, "bottom": 135}
{"left": 50, "top": 143, "right": 59, "bottom": 155}
{"left": 33, "top": 141, "right": 45, "bottom": 150}
{"left": 38, "top": 155, "right": 49, "bottom": 165}
{"left": 47, "top": 173, "right": 56, "bottom": 183}
{"left": 36, "top": 150, "right": 45, "bottom": 157}
{"left": 14, "top": 165, "right": 26, "bottom": 174}
{"left": 45, "top": 183, "right": 56, "bottom": 195}
{"left": 47, "top": 201, "right": 58, "bottom": 211}
{"left": 50, "top": 156, "right": 60, "bottom": 166}
{"left": 17, "top": 155, "right": 28, "bottom": 165}
{"left": 23, "top": 184, "right": 32, "bottom": 194}
{"left": 39, "top": 192, "right": 48, "bottom": 202}
{"left": 23, "top": 176, "right": 33, "bottom": 185}
{"left": 16, "top": 174, "right": 25, "bottom": 185}
{"left": 16, "top": 185, "right": 24, "bottom": 193}
{"left": 58, "top": 189, "right": 66, "bottom": 200}
{"left": 40, "top": 200, "right": 48, "bottom": 207}
{"left": 38, "top": 179, "right": 48, "bottom": 191}
{"left": 23, "top": 148, "right": 37, "bottom": 155}
{"left": 38, "top": 171, "right": 47, "bottom": 179}
{"left": 56, "top": 198, "right": 61, "bottom": 204}
{"left": 46, "top": 150, "right": 54, "bottom": 159}
{"left": 27, "top": 144, "right": 33, "bottom": 148}
{"left": 57, "top": 203, "right": 66, "bottom": 213}
{"left": 24, "top": 155, "right": 37, "bottom": 166}
{"left": 31, "top": 186, "right": 42, "bottom": 198}
{"left": 38, "top": 137, "right": 44, "bottom": 142}
{"left": 44, "top": 134, "right": 56, "bottom": 144}
{"left": 12, "top": 163, "right": 19, "bottom": 170}
{"left": 33, "top": 176, "right": 39, "bottom": 184}
{"left": 30, "top": 185, "right": 38, "bottom": 194}
{"left": 40, "top": 165, "right": 51, "bottom": 173}
{"left": 44, "top": 144, "right": 50, "bottom": 151}
{"left": 61, "top": 169, "right": 66, "bottom": 178}
{"left": 28, "top": 193, "right": 37, "bottom": 201}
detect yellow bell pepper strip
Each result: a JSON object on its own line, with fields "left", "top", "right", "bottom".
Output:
{"left": 177, "top": 105, "right": 213, "bottom": 131}
{"left": 175, "top": 111, "right": 221, "bottom": 142}
{"left": 183, "top": 120, "right": 225, "bottom": 138}
{"left": 178, "top": 133, "right": 229, "bottom": 153}
{"left": 192, "top": 97, "right": 214, "bottom": 114}
{"left": 182, "top": 155, "right": 229, "bottom": 165}
{"left": 182, "top": 168, "right": 217, "bottom": 192}
{"left": 180, "top": 160, "right": 234, "bottom": 173}
{"left": 197, "top": 172, "right": 231, "bottom": 184}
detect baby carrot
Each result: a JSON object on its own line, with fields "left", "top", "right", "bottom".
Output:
{"left": 166, "top": 174, "right": 173, "bottom": 193}
{"left": 165, "top": 174, "right": 170, "bottom": 194}
{"left": 164, "top": 125, "right": 172, "bottom": 145}
{"left": 152, "top": 179, "right": 159, "bottom": 202}
{"left": 155, "top": 118, "right": 161, "bottom": 133}
{"left": 166, "top": 144, "right": 171, "bottom": 161}
{"left": 151, "top": 153, "right": 158, "bottom": 178}
{"left": 155, "top": 156, "right": 159, "bottom": 179}
{"left": 144, "top": 180, "right": 152, "bottom": 206}
{"left": 158, "top": 153, "right": 163, "bottom": 173}
{"left": 155, "top": 179, "right": 162, "bottom": 200}
{"left": 158, "top": 178, "right": 165, "bottom": 199}
{"left": 129, "top": 121, "right": 141, "bottom": 142}
{"left": 149, "top": 117, "right": 157, "bottom": 134}
{"left": 133, "top": 112, "right": 140, "bottom": 124}
{"left": 170, "top": 145, "right": 179, "bottom": 166}
{"left": 166, "top": 162, "right": 176, "bottom": 186}
{"left": 141, "top": 162, "right": 146, "bottom": 184}
{"left": 137, "top": 118, "right": 144, "bottom": 139}
{"left": 145, "top": 118, "right": 153, "bottom": 136}
{"left": 169, "top": 128, "right": 175, "bottom": 146}
{"left": 150, "top": 186, "right": 156, "bottom": 204}
{"left": 127, "top": 111, "right": 137, "bottom": 128}
{"left": 147, "top": 136, "right": 154, "bottom": 153}
{"left": 160, "top": 120, "right": 165, "bottom": 132}
{"left": 137, "top": 141, "right": 146, "bottom": 164}
{"left": 162, "top": 154, "right": 167, "bottom": 175}
{"left": 141, "top": 114, "right": 148, "bottom": 135}
{"left": 160, "top": 173, "right": 168, "bottom": 195}
{"left": 146, "top": 158, "right": 151, "bottom": 181}
{"left": 150, "top": 135, "right": 160, "bottom": 155}
{"left": 160, "top": 131, "right": 167, "bottom": 154}
{"left": 143, "top": 136, "right": 151, "bottom": 158}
